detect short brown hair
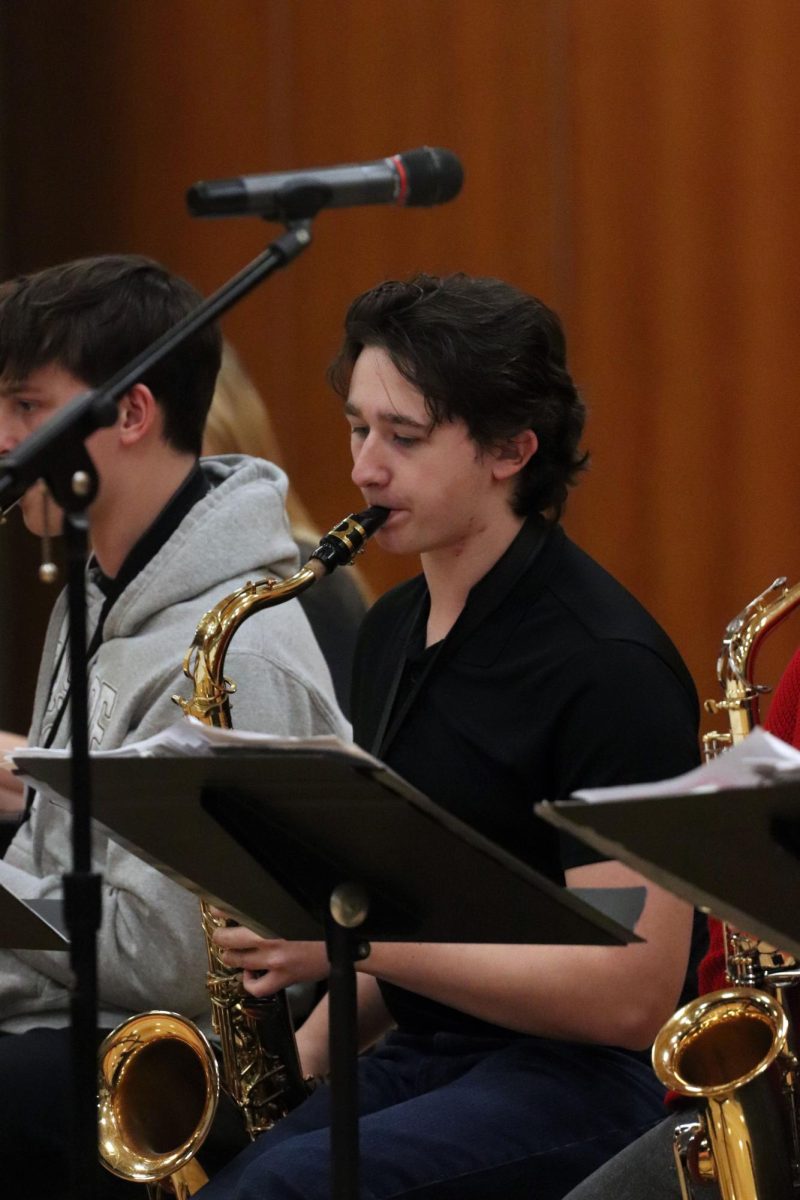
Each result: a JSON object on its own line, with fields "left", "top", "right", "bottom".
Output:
{"left": 0, "top": 254, "right": 222, "bottom": 456}
{"left": 329, "top": 273, "right": 588, "bottom": 520}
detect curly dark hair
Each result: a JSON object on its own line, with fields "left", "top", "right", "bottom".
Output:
{"left": 328, "top": 273, "right": 588, "bottom": 519}
{"left": 0, "top": 254, "right": 221, "bottom": 456}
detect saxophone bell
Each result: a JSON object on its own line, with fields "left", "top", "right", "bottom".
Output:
{"left": 98, "top": 1011, "right": 220, "bottom": 1199}
{"left": 653, "top": 989, "right": 798, "bottom": 1199}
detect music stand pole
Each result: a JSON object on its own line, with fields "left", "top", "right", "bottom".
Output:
{"left": 326, "top": 886, "right": 371, "bottom": 1200}
{"left": 63, "top": 506, "right": 100, "bottom": 1200}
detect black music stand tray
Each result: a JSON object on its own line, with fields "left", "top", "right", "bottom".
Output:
{"left": 22, "top": 745, "right": 642, "bottom": 1200}
{"left": 0, "top": 886, "right": 68, "bottom": 950}
{"left": 538, "top": 780, "right": 800, "bottom": 958}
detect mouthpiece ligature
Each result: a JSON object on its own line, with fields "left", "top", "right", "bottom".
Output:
{"left": 310, "top": 506, "right": 390, "bottom": 573}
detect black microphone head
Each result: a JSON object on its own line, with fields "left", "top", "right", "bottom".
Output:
{"left": 397, "top": 147, "right": 464, "bottom": 207}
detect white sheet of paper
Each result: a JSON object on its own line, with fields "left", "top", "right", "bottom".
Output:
{"left": 10, "top": 717, "right": 375, "bottom": 801}
{"left": 572, "top": 726, "right": 800, "bottom": 804}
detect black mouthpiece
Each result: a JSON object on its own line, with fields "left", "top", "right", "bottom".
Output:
{"left": 351, "top": 506, "right": 391, "bottom": 536}
{"left": 311, "top": 506, "right": 390, "bottom": 572}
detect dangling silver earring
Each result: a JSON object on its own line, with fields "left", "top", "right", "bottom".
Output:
{"left": 39, "top": 487, "right": 58, "bottom": 584}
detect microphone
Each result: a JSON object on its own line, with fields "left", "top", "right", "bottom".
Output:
{"left": 186, "top": 147, "right": 463, "bottom": 221}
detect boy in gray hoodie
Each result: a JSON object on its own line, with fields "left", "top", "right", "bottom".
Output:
{"left": 0, "top": 254, "right": 348, "bottom": 1193}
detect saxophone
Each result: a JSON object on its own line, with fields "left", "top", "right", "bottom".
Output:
{"left": 702, "top": 577, "right": 800, "bottom": 759}
{"left": 653, "top": 577, "right": 800, "bottom": 1200}
{"left": 98, "top": 504, "right": 389, "bottom": 1197}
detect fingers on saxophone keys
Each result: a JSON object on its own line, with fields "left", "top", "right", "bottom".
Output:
{"left": 243, "top": 969, "right": 280, "bottom": 998}
{"left": 206, "top": 904, "right": 231, "bottom": 922}
{"left": 214, "top": 931, "right": 278, "bottom": 973}
{"left": 219, "top": 948, "right": 270, "bottom": 975}
{"left": 212, "top": 923, "right": 271, "bottom": 951}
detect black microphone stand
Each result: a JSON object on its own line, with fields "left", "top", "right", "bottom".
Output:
{"left": 0, "top": 220, "right": 313, "bottom": 1200}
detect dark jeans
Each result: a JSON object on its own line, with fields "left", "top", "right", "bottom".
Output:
{"left": 0, "top": 1025, "right": 247, "bottom": 1199}
{"left": 197, "top": 1030, "right": 667, "bottom": 1200}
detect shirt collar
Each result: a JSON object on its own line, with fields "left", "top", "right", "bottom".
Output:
{"left": 93, "top": 461, "right": 209, "bottom": 602}
{"left": 407, "top": 513, "right": 554, "bottom": 656}
{"left": 375, "top": 515, "right": 554, "bottom": 754}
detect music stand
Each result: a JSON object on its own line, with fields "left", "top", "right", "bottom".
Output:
{"left": 538, "top": 780, "right": 800, "bottom": 958}
{"left": 0, "top": 886, "right": 68, "bottom": 950}
{"left": 21, "top": 746, "right": 642, "bottom": 1200}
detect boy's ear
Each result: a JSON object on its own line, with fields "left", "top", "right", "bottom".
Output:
{"left": 117, "top": 383, "right": 158, "bottom": 445}
{"left": 491, "top": 429, "right": 538, "bottom": 480}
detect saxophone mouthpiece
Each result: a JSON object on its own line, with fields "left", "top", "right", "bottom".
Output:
{"left": 352, "top": 505, "right": 391, "bottom": 538}
{"left": 310, "top": 505, "right": 390, "bottom": 572}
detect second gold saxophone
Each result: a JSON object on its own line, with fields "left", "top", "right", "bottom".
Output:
{"left": 653, "top": 576, "right": 800, "bottom": 1200}
{"left": 98, "top": 504, "right": 389, "bottom": 1197}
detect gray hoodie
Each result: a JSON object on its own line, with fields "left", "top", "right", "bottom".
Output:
{"left": 0, "top": 455, "right": 349, "bottom": 1031}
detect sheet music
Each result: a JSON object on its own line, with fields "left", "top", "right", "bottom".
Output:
{"left": 572, "top": 726, "right": 800, "bottom": 804}
{"left": 9, "top": 717, "right": 377, "bottom": 797}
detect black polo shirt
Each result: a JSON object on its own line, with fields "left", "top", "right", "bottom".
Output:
{"left": 351, "top": 517, "right": 701, "bottom": 1037}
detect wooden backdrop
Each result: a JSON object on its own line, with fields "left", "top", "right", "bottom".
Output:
{"left": 1, "top": 0, "right": 799, "bottom": 738}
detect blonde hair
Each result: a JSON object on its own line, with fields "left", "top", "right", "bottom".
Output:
{"left": 203, "top": 343, "right": 318, "bottom": 541}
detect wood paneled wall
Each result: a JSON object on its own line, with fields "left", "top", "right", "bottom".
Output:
{"left": 1, "top": 0, "right": 799, "bottom": 733}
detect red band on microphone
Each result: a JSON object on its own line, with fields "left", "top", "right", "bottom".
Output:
{"left": 390, "top": 155, "right": 410, "bottom": 205}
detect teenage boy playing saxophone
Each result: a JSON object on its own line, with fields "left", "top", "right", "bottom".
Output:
{"left": 200, "top": 272, "right": 706, "bottom": 1200}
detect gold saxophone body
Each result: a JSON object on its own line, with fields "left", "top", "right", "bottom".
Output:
{"left": 653, "top": 578, "right": 800, "bottom": 1200}
{"left": 98, "top": 505, "right": 389, "bottom": 1198}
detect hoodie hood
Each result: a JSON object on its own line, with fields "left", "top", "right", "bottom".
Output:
{"left": 103, "top": 455, "right": 299, "bottom": 640}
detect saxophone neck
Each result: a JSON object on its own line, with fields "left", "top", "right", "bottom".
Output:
{"left": 173, "top": 504, "right": 388, "bottom": 727}
{"left": 704, "top": 577, "right": 800, "bottom": 753}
